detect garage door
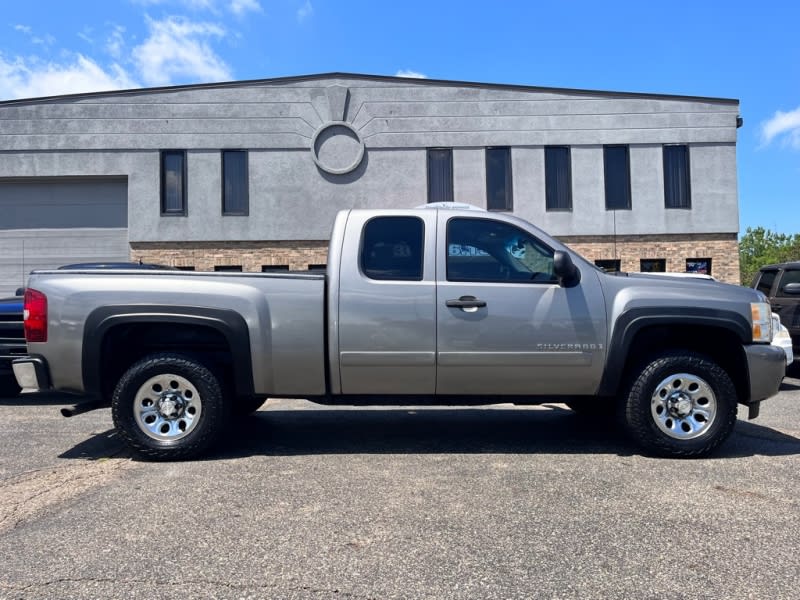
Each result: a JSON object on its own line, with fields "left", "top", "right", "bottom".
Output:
{"left": 0, "top": 178, "right": 129, "bottom": 296}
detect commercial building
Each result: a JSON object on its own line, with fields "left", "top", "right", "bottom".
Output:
{"left": 0, "top": 73, "right": 741, "bottom": 294}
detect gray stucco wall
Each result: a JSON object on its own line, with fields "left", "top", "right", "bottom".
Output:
{"left": 0, "top": 74, "right": 741, "bottom": 242}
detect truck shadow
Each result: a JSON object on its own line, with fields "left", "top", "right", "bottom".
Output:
{"left": 94, "top": 406, "right": 800, "bottom": 461}
{"left": 59, "top": 405, "right": 800, "bottom": 461}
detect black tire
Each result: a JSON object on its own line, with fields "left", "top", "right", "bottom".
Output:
{"left": 111, "top": 353, "right": 230, "bottom": 461}
{"left": 623, "top": 352, "right": 738, "bottom": 458}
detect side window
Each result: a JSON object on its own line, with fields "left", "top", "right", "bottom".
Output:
{"left": 361, "top": 216, "right": 424, "bottom": 281}
{"left": 755, "top": 270, "right": 777, "bottom": 296}
{"left": 161, "top": 150, "right": 186, "bottom": 215}
{"left": 446, "top": 218, "right": 556, "bottom": 283}
{"left": 777, "top": 270, "right": 800, "bottom": 297}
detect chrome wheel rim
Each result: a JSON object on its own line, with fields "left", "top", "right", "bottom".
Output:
{"left": 651, "top": 372, "right": 717, "bottom": 440}
{"left": 133, "top": 374, "right": 202, "bottom": 441}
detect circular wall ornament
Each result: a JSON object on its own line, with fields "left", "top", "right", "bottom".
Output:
{"left": 311, "top": 121, "right": 365, "bottom": 175}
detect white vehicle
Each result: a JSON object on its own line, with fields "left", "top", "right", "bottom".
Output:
{"left": 772, "top": 313, "right": 794, "bottom": 366}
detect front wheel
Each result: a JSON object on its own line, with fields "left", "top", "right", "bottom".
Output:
{"left": 622, "top": 352, "right": 738, "bottom": 458}
{"left": 112, "top": 353, "right": 229, "bottom": 460}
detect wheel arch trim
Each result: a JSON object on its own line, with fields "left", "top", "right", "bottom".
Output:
{"left": 598, "top": 307, "right": 751, "bottom": 397}
{"left": 82, "top": 305, "right": 254, "bottom": 398}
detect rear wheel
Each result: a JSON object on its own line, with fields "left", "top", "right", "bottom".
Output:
{"left": 112, "top": 353, "right": 229, "bottom": 460}
{"left": 623, "top": 352, "right": 738, "bottom": 458}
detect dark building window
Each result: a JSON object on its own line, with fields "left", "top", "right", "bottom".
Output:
{"left": 664, "top": 145, "right": 691, "bottom": 209}
{"left": 175, "top": 266, "right": 195, "bottom": 271}
{"left": 640, "top": 258, "right": 666, "bottom": 273}
{"left": 161, "top": 150, "right": 186, "bottom": 215}
{"left": 262, "top": 265, "right": 290, "bottom": 272}
{"left": 308, "top": 264, "right": 327, "bottom": 272}
{"left": 222, "top": 150, "right": 249, "bottom": 215}
{"left": 361, "top": 216, "right": 424, "bottom": 281}
{"left": 604, "top": 145, "right": 631, "bottom": 210}
{"left": 214, "top": 265, "right": 242, "bottom": 272}
{"left": 486, "top": 147, "right": 513, "bottom": 211}
{"left": 545, "top": 146, "right": 572, "bottom": 211}
{"left": 595, "top": 259, "right": 621, "bottom": 273}
{"left": 427, "top": 148, "right": 453, "bottom": 203}
{"left": 686, "top": 258, "right": 712, "bottom": 275}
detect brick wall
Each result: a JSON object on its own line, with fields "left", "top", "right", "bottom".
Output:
{"left": 558, "top": 233, "right": 740, "bottom": 284}
{"left": 130, "top": 241, "right": 329, "bottom": 272}
{"left": 131, "top": 233, "right": 741, "bottom": 283}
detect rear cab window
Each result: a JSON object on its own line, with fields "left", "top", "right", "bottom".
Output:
{"left": 360, "top": 216, "right": 424, "bottom": 281}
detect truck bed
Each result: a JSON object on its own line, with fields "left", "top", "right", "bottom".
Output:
{"left": 23, "top": 269, "right": 328, "bottom": 396}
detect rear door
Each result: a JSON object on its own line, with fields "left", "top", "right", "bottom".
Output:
{"left": 435, "top": 214, "right": 607, "bottom": 396}
{"left": 337, "top": 211, "right": 437, "bottom": 394}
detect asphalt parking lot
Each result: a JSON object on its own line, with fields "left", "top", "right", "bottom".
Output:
{"left": 0, "top": 381, "right": 798, "bottom": 600}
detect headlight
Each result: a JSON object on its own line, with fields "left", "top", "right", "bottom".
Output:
{"left": 751, "top": 302, "right": 773, "bottom": 343}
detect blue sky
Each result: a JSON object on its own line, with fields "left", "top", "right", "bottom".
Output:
{"left": 1, "top": 0, "right": 798, "bottom": 237}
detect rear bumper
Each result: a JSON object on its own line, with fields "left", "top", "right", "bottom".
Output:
{"left": 12, "top": 356, "right": 51, "bottom": 391}
{"left": 744, "top": 344, "right": 785, "bottom": 404}
{"left": 0, "top": 347, "right": 28, "bottom": 374}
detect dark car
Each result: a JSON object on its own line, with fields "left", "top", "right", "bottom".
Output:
{"left": 0, "top": 293, "right": 25, "bottom": 396}
{"left": 752, "top": 262, "right": 800, "bottom": 361}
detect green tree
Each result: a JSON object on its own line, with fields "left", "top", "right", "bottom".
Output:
{"left": 739, "top": 227, "right": 800, "bottom": 285}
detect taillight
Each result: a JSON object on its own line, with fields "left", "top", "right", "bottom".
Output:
{"left": 23, "top": 288, "right": 48, "bottom": 343}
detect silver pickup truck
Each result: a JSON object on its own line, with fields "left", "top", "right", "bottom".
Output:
{"left": 13, "top": 204, "right": 785, "bottom": 460}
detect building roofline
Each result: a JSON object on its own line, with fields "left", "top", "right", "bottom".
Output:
{"left": 0, "top": 71, "right": 740, "bottom": 106}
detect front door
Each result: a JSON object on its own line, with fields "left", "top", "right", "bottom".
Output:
{"left": 435, "top": 215, "right": 607, "bottom": 396}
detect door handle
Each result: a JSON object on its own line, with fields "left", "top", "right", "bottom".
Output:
{"left": 446, "top": 295, "right": 487, "bottom": 309}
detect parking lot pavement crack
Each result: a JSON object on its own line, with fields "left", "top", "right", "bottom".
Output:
{"left": 0, "top": 458, "right": 133, "bottom": 536}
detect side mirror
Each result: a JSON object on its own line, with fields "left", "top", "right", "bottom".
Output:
{"left": 782, "top": 282, "right": 800, "bottom": 295}
{"left": 553, "top": 251, "right": 581, "bottom": 288}
{"left": 15, "top": 287, "right": 24, "bottom": 296}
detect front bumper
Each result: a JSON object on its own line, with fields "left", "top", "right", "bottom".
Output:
{"left": 744, "top": 344, "right": 785, "bottom": 405}
{"left": 12, "top": 356, "right": 51, "bottom": 391}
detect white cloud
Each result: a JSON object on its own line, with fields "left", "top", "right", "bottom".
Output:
{"left": 132, "top": 16, "right": 231, "bottom": 86}
{"left": 395, "top": 69, "right": 427, "bottom": 79}
{"left": 0, "top": 14, "right": 233, "bottom": 100}
{"left": 761, "top": 107, "right": 800, "bottom": 149}
{"left": 230, "top": 0, "right": 262, "bottom": 16}
{"left": 297, "top": 0, "right": 313, "bottom": 22}
{"left": 12, "top": 24, "right": 56, "bottom": 47}
{"left": 106, "top": 25, "right": 126, "bottom": 58}
{"left": 0, "top": 53, "right": 136, "bottom": 100}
